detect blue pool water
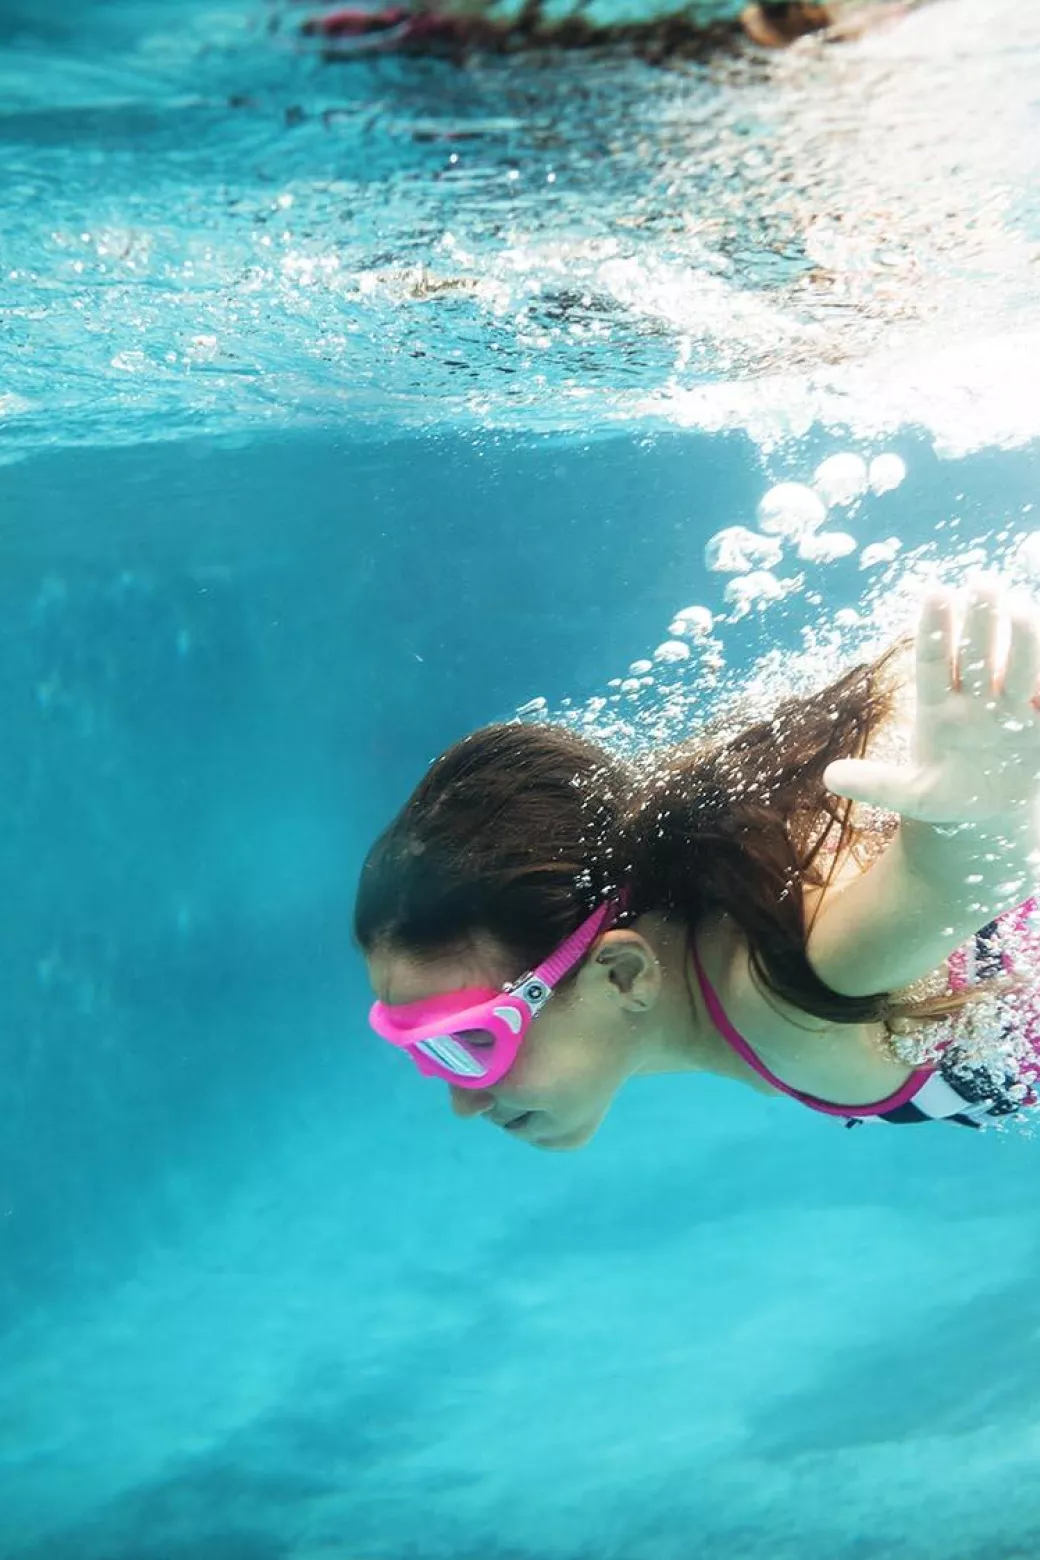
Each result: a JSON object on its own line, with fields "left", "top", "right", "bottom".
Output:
{"left": 3, "top": 3, "right": 1040, "bottom": 1557}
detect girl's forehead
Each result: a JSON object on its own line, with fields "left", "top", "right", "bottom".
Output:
{"left": 367, "top": 939, "right": 510, "bottom": 1006}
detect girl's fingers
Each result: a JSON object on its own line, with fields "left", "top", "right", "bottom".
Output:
{"left": 916, "top": 587, "right": 956, "bottom": 707}
{"left": 956, "top": 577, "right": 1004, "bottom": 698}
{"left": 1001, "top": 598, "right": 1040, "bottom": 706}
{"left": 917, "top": 575, "right": 1040, "bottom": 708}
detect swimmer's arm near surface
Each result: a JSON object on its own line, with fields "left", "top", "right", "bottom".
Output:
{"left": 807, "top": 576, "right": 1040, "bottom": 998}
{"left": 804, "top": 813, "right": 1038, "bottom": 997}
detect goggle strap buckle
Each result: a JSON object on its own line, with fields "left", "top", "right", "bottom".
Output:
{"left": 509, "top": 975, "right": 553, "bottom": 1016}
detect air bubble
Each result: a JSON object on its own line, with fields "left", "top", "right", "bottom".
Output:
{"left": 797, "top": 531, "right": 857, "bottom": 563}
{"left": 516, "top": 696, "right": 547, "bottom": 716}
{"left": 705, "top": 526, "right": 783, "bottom": 573}
{"left": 628, "top": 659, "right": 653, "bottom": 676}
{"left": 723, "top": 571, "right": 787, "bottom": 619}
{"left": 653, "top": 640, "right": 691, "bottom": 664}
{"left": 668, "top": 604, "right": 714, "bottom": 639}
{"left": 1011, "top": 532, "right": 1040, "bottom": 583}
{"left": 868, "top": 453, "right": 907, "bottom": 495}
{"left": 860, "top": 538, "right": 902, "bottom": 569}
{"left": 814, "top": 453, "right": 869, "bottom": 508}
{"left": 757, "top": 483, "right": 827, "bottom": 540}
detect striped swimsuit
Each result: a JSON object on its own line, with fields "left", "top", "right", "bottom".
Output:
{"left": 691, "top": 898, "right": 1040, "bottom": 1129}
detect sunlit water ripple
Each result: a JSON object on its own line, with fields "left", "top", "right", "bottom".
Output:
{"left": 1, "top": 0, "right": 1039, "bottom": 454}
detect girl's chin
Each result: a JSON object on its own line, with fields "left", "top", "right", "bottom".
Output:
{"left": 529, "top": 1119, "right": 603, "bottom": 1152}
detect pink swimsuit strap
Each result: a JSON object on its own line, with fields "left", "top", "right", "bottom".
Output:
{"left": 689, "top": 940, "right": 935, "bottom": 1119}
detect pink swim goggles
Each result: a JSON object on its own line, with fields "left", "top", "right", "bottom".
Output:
{"left": 369, "top": 896, "right": 623, "bottom": 1089}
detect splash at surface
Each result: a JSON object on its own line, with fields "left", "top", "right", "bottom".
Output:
{"left": 1, "top": 0, "right": 1039, "bottom": 455}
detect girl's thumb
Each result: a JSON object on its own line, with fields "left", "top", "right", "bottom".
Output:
{"left": 823, "top": 759, "right": 911, "bottom": 813}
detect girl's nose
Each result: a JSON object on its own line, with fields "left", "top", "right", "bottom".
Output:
{"left": 448, "top": 1085, "right": 494, "bottom": 1118}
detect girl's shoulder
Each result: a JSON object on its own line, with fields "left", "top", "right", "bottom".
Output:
{"left": 700, "top": 901, "right": 936, "bottom": 1108}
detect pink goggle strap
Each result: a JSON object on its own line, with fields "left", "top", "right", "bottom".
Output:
{"left": 533, "top": 895, "right": 624, "bottom": 989}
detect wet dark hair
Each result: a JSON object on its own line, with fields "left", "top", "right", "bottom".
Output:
{"left": 355, "top": 637, "right": 1009, "bottom": 1032}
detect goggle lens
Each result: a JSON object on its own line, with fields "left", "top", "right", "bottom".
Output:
{"left": 414, "top": 1033, "right": 494, "bottom": 1078}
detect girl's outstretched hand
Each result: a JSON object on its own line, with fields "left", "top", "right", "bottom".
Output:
{"left": 824, "top": 575, "right": 1040, "bottom": 829}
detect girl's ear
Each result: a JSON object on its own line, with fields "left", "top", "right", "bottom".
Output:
{"left": 592, "top": 932, "right": 661, "bottom": 1010}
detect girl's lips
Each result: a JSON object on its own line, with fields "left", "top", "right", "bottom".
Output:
{"left": 501, "top": 1111, "right": 534, "bottom": 1132}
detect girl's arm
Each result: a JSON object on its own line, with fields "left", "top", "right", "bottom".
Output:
{"left": 805, "top": 575, "right": 1040, "bottom": 998}
{"left": 805, "top": 813, "right": 1036, "bottom": 997}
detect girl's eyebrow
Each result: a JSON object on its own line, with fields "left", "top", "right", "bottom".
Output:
{"left": 379, "top": 969, "right": 439, "bottom": 1005}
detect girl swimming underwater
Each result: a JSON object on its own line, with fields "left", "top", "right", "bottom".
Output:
{"left": 357, "top": 577, "right": 1040, "bottom": 1149}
